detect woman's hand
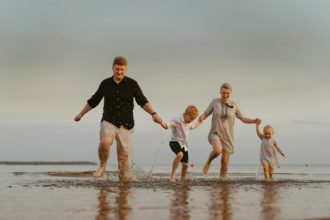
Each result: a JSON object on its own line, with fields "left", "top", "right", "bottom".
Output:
{"left": 198, "top": 114, "right": 206, "bottom": 123}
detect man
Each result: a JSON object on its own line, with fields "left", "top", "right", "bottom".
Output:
{"left": 74, "top": 56, "right": 165, "bottom": 180}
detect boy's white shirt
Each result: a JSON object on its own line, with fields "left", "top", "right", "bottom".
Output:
{"left": 169, "top": 114, "right": 196, "bottom": 151}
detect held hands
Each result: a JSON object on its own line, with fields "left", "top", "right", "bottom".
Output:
{"left": 255, "top": 118, "right": 262, "bottom": 125}
{"left": 198, "top": 114, "right": 205, "bottom": 123}
{"left": 152, "top": 113, "right": 168, "bottom": 129}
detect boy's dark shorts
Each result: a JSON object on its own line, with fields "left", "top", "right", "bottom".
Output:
{"left": 169, "top": 141, "right": 189, "bottom": 163}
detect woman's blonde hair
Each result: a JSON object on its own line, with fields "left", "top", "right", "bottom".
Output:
{"left": 184, "top": 105, "right": 199, "bottom": 119}
{"left": 220, "top": 82, "right": 232, "bottom": 91}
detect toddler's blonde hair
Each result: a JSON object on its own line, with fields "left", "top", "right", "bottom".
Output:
{"left": 263, "top": 125, "right": 275, "bottom": 134}
{"left": 184, "top": 105, "right": 199, "bottom": 120}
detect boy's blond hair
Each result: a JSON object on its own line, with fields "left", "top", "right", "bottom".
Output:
{"left": 184, "top": 105, "right": 199, "bottom": 119}
{"left": 263, "top": 125, "right": 275, "bottom": 134}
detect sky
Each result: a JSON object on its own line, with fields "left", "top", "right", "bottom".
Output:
{"left": 1, "top": 0, "right": 330, "bottom": 165}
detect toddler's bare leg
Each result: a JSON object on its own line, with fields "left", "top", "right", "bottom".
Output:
{"left": 170, "top": 152, "right": 183, "bottom": 182}
{"left": 262, "top": 161, "right": 270, "bottom": 181}
{"left": 269, "top": 166, "right": 274, "bottom": 180}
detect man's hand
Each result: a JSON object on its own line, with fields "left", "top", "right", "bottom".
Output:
{"left": 152, "top": 114, "right": 168, "bottom": 129}
{"left": 161, "top": 122, "right": 168, "bottom": 129}
{"left": 152, "top": 113, "right": 162, "bottom": 124}
{"left": 74, "top": 114, "right": 82, "bottom": 122}
{"left": 256, "top": 118, "right": 262, "bottom": 125}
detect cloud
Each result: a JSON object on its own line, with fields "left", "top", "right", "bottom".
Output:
{"left": 292, "top": 120, "right": 330, "bottom": 125}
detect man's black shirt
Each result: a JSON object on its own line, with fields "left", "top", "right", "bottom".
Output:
{"left": 87, "top": 76, "right": 148, "bottom": 129}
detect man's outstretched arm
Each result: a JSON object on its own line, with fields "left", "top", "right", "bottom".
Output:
{"left": 74, "top": 104, "right": 93, "bottom": 121}
{"left": 143, "top": 103, "right": 167, "bottom": 128}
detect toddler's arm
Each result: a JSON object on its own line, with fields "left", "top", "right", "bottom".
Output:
{"left": 256, "top": 120, "right": 263, "bottom": 139}
{"left": 274, "top": 143, "right": 285, "bottom": 157}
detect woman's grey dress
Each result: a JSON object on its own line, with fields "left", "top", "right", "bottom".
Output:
{"left": 204, "top": 98, "right": 243, "bottom": 154}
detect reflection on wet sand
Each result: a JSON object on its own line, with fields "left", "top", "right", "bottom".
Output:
{"left": 170, "top": 183, "right": 191, "bottom": 220}
{"left": 260, "top": 183, "right": 281, "bottom": 220}
{"left": 96, "top": 184, "right": 132, "bottom": 220}
{"left": 209, "top": 183, "right": 233, "bottom": 220}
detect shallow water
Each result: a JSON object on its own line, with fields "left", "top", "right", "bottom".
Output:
{"left": 1, "top": 164, "right": 330, "bottom": 220}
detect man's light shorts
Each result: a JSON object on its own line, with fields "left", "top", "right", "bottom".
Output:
{"left": 100, "top": 121, "right": 134, "bottom": 155}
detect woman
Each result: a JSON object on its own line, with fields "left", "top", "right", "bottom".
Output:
{"left": 199, "top": 83, "right": 260, "bottom": 180}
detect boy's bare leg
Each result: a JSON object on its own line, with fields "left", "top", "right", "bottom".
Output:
{"left": 262, "top": 161, "right": 270, "bottom": 181}
{"left": 220, "top": 152, "right": 230, "bottom": 180}
{"left": 170, "top": 152, "right": 183, "bottom": 182}
{"left": 181, "top": 162, "right": 188, "bottom": 181}
{"left": 203, "top": 140, "right": 222, "bottom": 174}
{"left": 93, "top": 139, "right": 112, "bottom": 177}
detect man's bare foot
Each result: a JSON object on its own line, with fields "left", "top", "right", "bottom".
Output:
{"left": 92, "top": 166, "right": 106, "bottom": 178}
{"left": 203, "top": 162, "right": 210, "bottom": 174}
{"left": 219, "top": 175, "right": 228, "bottom": 182}
{"left": 120, "top": 175, "right": 135, "bottom": 182}
{"left": 169, "top": 176, "right": 176, "bottom": 183}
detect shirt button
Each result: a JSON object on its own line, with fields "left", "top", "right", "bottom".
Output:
{"left": 116, "top": 90, "right": 119, "bottom": 93}
{"left": 117, "top": 98, "right": 119, "bottom": 101}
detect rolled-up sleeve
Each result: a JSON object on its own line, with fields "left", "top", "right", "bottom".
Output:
{"left": 234, "top": 102, "right": 244, "bottom": 119}
{"left": 87, "top": 81, "right": 104, "bottom": 108}
{"left": 134, "top": 82, "right": 148, "bottom": 107}
{"left": 204, "top": 99, "right": 214, "bottom": 117}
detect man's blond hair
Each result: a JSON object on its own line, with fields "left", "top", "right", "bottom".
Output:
{"left": 184, "top": 105, "right": 199, "bottom": 119}
{"left": 113, "top": 56, "right": 128, "bottom": 66}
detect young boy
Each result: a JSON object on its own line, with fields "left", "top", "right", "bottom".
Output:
{"left": 165, "top": 105, "right": 201, "bottom": 182}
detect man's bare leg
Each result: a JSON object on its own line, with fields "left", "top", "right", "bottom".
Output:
{"left": 93, "top": 139, "right": 112, "bottom": 177}
{"left": 203, "top": 140, "right": 223, "bottom": 174}
{"left": 118, "top": 154, "right": 131, "bottom": 181}
{"left": 220, "top": 152, "right": 230, "bottom": 180}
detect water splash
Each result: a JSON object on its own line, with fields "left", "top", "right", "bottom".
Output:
{"left": 129, "top": 161, "right": 152, "bottom": 181}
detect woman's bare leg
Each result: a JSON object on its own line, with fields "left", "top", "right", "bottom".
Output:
{"left": 220, "top": 151, "right": 230, "bottom": 180}
{"left": 203, "top": 140, "right": 223, "bottom": 174}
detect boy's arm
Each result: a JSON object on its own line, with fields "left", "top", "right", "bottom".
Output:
{"left": 256, "top": 121, "right": 263, "bottom": 140}
{"left": 274, "top": 143, "right": 285, "bottom": 157}
{"left": 198, "top": 113, "right": 207, "bottom": 123}
{"left": 191, "top": 121, "right": 201, "bottom": 129}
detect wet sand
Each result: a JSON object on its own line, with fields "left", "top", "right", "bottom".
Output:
{"left": 2, "top": 169, "right": 330, "bottom": 220}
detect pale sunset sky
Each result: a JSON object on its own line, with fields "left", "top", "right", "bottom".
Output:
{"left": 1, "top": 0, "right": 330, "bottom": 165}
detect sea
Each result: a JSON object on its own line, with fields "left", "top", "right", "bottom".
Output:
{"left": 1, "top": 163, "right": 330, "bottom": 220}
